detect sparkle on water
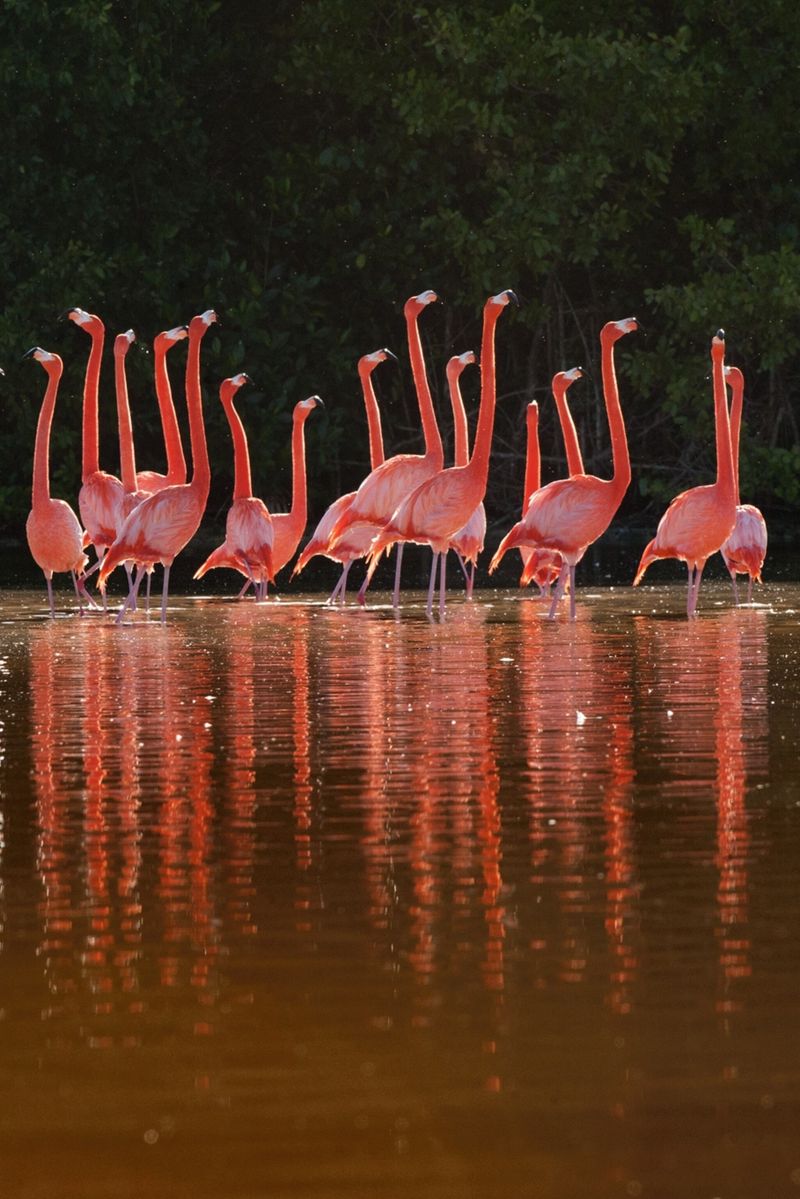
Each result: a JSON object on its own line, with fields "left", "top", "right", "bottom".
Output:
{"left": 1, "top": 582, "right": 799, "bottom": 1198}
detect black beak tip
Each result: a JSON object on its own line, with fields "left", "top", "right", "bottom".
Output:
{"left": 22, "top": 347, "right": 38, "bottom": 360}
{"left": 716, "top": 328, "right": 725, "bottom": 340}
{"left": 507, "top": 289, "right": 520, "bottom": 306}
{"left": 383, "top": 348, "right": 399, "bottom": 363}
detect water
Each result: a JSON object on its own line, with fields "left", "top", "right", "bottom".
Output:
{"left": 1, "top": 582, "right": 799, "bottom": 1198}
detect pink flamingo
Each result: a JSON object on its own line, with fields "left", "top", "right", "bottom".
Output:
{"left": 445, "top": 351, "right": 485, "bottom": 599}
{"left": 518, "top": 368, "right": 585, "bottom": 596}
{"left": 328, "top": 290, "right": 443, "bottom": 607}
{"left": 98, "top": 309, "right": 218, "bottom": 623}
{"left": 193, "top": 373, "right": 275, "bottom": 599}
{"left": 24, "top": 348, "right": 89, "bottom": 615}
{"left": 136, "top": 324, "right": 189, "bottom": 493}
{"left": 292, "top": 348, "right": 396, "bottom": 603}
{"left": 364, "top": 289, "right": 517, "bottom": 617}
{"left": 264, "top": 395, "right": 325, "bottom": 594}
{"left": 489, "top": 318, "right": 637, "bottom": 620}
{"left": 720, "top": 365, "right": 767, "bottom": 603}
{"left": 633, "top": 330, "right": 736, "bottom": 617}
{"left": 64, "top": 307, "right": 124, "bottom": 567}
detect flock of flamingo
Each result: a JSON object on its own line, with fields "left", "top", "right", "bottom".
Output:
{"left": 23, "top": 290, "right": 767, "bottom": 623}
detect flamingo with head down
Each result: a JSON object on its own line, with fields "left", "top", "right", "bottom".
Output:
{"left": 489, "top": 318, "right": 637, "bottom": 620}
{"left": 633, "top": 331, "right": 736, "bottom": 617}
{"left": 720, "top": 365, "right": 767, "bottom": 604}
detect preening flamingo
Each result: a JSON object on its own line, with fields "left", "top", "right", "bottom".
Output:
{"left": 365, "top": 289, "right": 517, "bottom": 617}
{"left": 327, "top": 290, "right": 443, "bottom": 606}
{"left": 720, "top": 365, "right": 767, "bottom": 603}
{"left": 24, "top": 348, "right": 89, "bottom": 615}
{"left": 489, "top": 318, "right": 637, "bottom": 620}
{"left": 136, "top": 324, "right": 189, "bottom": 493}
{"left": 517, "top": 368, "right": 585, "bottom": 595}
{"left": 98, "top": 309, "right": 218, "bottom": 624}
{"left": 445, "top": 351, "right": 485, "bottom": 599}
{"left": 193, "top": 374, "right": 275, "bottom": 599}
{"left": 264, "top": 395, "right": 325, "bottom": 593}
{"left": 292, "top": 348, "right": 396, "bottom": 603}
{"left": 633, "top": 330, "right": 736, "bottom": 617}
{"left": 64, "top": 307, "right": 124, "bottom": 565}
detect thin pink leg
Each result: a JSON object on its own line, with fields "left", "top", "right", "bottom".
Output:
{"left": 547, "top": 562, "right": 569, "bottom": 620}
{"left": 45, "top": 573, "right": 55, "bottom": 617}
{"left": 687, "top": 562, "right": 705, "bottom": 618}
{"left": 426, "top": 552, "right": 439, "bottom": 618}
{"left": 160, "top": 564, "right": 171, "bottom": 624}
{"left": 568, "top": 563, "right": 577, "bottom": 621}
{"left": 747, "top": 575, "right": 753, "bottom": 603}
{"left": 392, "top": 543, "right": 405, "bottom": 608}
{"left": 439, "top": 550, "right": 447, "bottom": 617}
{"left": 116, "top": 568, "right": 146, "bottom": 626}
{"left": 730, "top": 570, "right": 740, "bottom": 606}
{"left": 338, "top": 560, "right": 352, "bottom": 604}
{"left": 466, "top": 561, "right": 476, "bottom": 601}
{"left": 237, "top": 578, "right": 252, "bottom": 600}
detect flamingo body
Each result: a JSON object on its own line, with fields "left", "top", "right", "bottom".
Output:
{"left": 78, "top": 471, "right": 124, "bottom": 550}
{"left": 721, "top": 504, "right": 767, "bottom": 585}
{"left": 27, "top": 500, "right": 87, "bottom": 577}
{"left": 634, "top": 483, "right": 736, "bottom": 582}
{"left": 194, "top": 496, "right": 274, "bottom": 583}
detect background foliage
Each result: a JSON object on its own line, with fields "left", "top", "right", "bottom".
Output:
{"left": 2, "top": 0, "right": 799, "bottom": 560}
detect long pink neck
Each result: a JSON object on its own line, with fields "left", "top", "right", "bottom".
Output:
{"left": 713, "top": 345, "right": 735, "bottom": 503}
{"left": 523, "top": 403, "right": 540, "bottom": 502}
{"left": 406, "top": 306, "right": 442, "bottom": 466}
{"left": 222, "top": 391, "right": 252, "bottom": 500}
{"left": 468, "top": 302, "right": 504, "bottom": 483}
{"left": 358, "top": 364, "right": 385, "bottom": 470}
{"left": 727, "top": 371, "right": 744, "bottom": 503}
{"left": 81, "top": 323, "right": 104, "bottom": 480}
{"left": 154, "top": 341, "right": 187, "bottom": 485}
{"left": 447, "top": 365, "right": 470, "bottom": 467}
{"left": 287, "top": 411, "right": 310, "bottom": 533}
{"left": 185, "top": 324, "right": 211, "bottom": 499}
{"left": 32, "top": 363, "right": 63, "bottom": 506}
{"left": 115, "top": 346, "right": 138, "bottom": 492}
{"left": 600, "top": 326, "right": 631, "bottom": 497}
{"left": 553, "top": 380, "right": 584, "bottom": 476}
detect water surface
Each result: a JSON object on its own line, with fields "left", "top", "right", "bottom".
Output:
{"left": 1, "top": 582, "right": 799, "bottom": 1198}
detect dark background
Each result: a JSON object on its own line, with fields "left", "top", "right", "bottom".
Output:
{"left": 3, "top": 0, "right": 798, "bottom": 580}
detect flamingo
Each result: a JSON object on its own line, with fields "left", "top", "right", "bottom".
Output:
{"left": 136, "top": 324, "right": 189, "bottom": 493}
{"left": 264, "top": 395, "right": 325, "bottom": 594}
{"left": 291, "top": 348, "right": 396, "bottom": 603}
{"left": 63, "top": 307, "right": 124, "bottom": 568}
{"left": 445, "top": 351, "right": 485, "bottom": 599}
{"left": 364, "top": 289, "right": 518, "bottom": 617}
{"left": 193, "top": 374, "right": 275, "bottom": 599}
{"left": 327, "top": 290, "right": 443, "bottom": 606}
{"left": 517, "top": 368, "right": 585, "bottom": 596}
{"left": 97, "top": 309, "right": 218, "bottom": 624}
{"left": 720, "top": 365, "right": 767, "bottom": 603}
{"left": 633, "top": 330, "right": 736, "bottom": 617}
{"left": 489, "top": 318, "right": 637, "bottom": 620}
{"left": 24, "top": 348, "right": 89, "bottom": 615}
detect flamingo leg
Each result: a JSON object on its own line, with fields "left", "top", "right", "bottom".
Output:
{"left": 568, "top": 563, "right": 577, "bottom": 621}
{"left": 44, "top": 572, "right": 55, "bottom": 617}
{"left": 729, "top": 570, "right": 740, "bottom": 606}
{"left": 125, "top": 563, "right": 136, "bottom": 611}
{"left": 547, "top": 562, "right": 570, "bottom": 620}
{"left": 392, "top": 543, "right": 405, "bottom": 608}
{"left": 466, "top": 561, "right": 476, "bottom": 601}
{"left": 687, "top": 562, "right": 705, "bottom": 618}
{"left": 237, "top": 577, "right": 252, "bottom": 600}
{"left": 160, "top": 564, "right": 172, "bottom": 624}
{"left": 426, "top": 552, "right": 439, "bottom": 618}
{"left": 338, "top": 560, "right": 352, "bottom": 604}
{"left": 439, "top": 550, "right": 447, "bottom": 617}
{"left": 116, "top": 568, "right": 146, "bottom": 626}
{"left": 145, "top": 568, "right": 153, "bottom": 613}
{"left": 71, "top": 570, "right": 84, "bottom": 616}
{"left": 455, "top": 551, "right": 469, "bottom": 584}
{"left": 747, "top": 575, "right": 753, "bottom": 604}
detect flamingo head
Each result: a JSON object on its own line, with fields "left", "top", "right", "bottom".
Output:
{"left": 711, "top": 328, "right": 726, "bottom": 358}
{"left": 114, "top": 329, "right": 136, "bottom": 356}
{"left": 219, "top": 373, "right": 251, "bottom": 402}
{"left": 563, "top": 366, "right": 583, "bottom": 384}
{"left": 61, "top": 307, "right": 103, "bottom": 334}
{"left": 488, "top": 289, "right": 519, "bottom": 308}
{"left": 295, "top": 394, "right": 325, "bottom": 418}
{"left": 359, "top": 347, "right": 398, "bottom": 371}
{"left": 527, "top": 399, "right": 539, "bottom": 425}
{"left": 190, "top": 309, "right": 219, "bottom": 335}
{"left": 23, "top": 346, "right": 62, "bottom": 372}
{"left": 446, "top": 350, "right": 476, "bottom": 382}
{"left": 404, "top": 289, "right": 439, "bottom": 316}
{"left": 606, "top": 317, "right": 638, "bottom": 339}
{"left": 724, "top": 365, "right": 743, "bottom": 390}
{"left": 156, "top": 325, "right": 189, "bottom": 349}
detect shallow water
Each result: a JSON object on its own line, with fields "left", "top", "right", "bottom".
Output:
{"left": 1, "top": 582, "right": 799, "bottom": 1198}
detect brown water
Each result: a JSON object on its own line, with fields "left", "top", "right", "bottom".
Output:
{"left": 1, "top": 582, "right": 799, "bottom": 1198}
